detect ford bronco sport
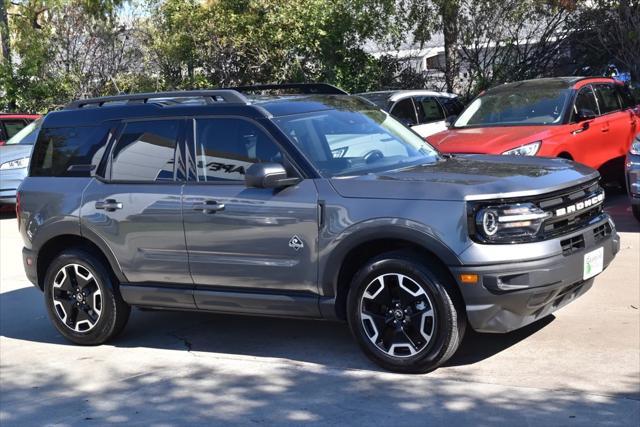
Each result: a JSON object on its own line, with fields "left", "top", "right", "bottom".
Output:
{"left": 18, "top": 84, "right": 620, "bottom": 373}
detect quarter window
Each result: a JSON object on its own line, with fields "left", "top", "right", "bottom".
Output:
{"left": 390, "top": 98, "right": 417, "bottom": 126}
{"left": 31, "top": 126, "right": 111, "bottom": 177}
{"left": 111, "top": 120, "right": 180, "bottom": 182}
{"left": 594, "top": 84, "right": 622, "bottom": 114}
{"left": 194, "top": 118, "right": 282, "bottom": 182}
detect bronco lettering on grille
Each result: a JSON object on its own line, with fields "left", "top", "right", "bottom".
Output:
{"left": 554, "top": 193, "right": 604, "bottom": 217}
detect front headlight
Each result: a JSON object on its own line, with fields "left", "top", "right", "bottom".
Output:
{"left": 630, "top": 139, "right": 640, "bottom": 155}
{"left": 0, "top": 157, "right": 30, "bottom": 170}
{"left": 472, "top": 202, "right": 550, "bottom": 243}
{"left": 502, "top": 141, "right": 541, "bottom": 156}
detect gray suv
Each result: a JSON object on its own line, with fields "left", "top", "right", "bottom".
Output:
{"left": 17, "top": 84, "right": 620, "bottom": 373}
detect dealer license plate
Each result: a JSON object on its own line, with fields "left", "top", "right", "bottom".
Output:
{"left": 583, "top": 247, "right": 604, "bottom": 280}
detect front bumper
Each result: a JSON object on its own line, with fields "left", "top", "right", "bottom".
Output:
{"left": 0, "top": 168, "right": 27, "bottom": 204}
{"left": 451, "top": 214, "right": 619, "bottom": 333}
{"left": 626, "top": 153, "right": 640, "bottom": 204}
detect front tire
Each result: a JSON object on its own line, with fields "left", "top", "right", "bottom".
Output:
{"left": 347, "top": 251, "right": 465, "bottom": 373}
{"left": 44, "top": 249, "right": 130, "bottom": 345}
{"left": 632, "top": 204, "right": 640, "bottom": 222}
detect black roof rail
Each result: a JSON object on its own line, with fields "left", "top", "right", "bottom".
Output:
{"left": 230, "top": 83, "right": 348, "bottom": 95}
{"left": 64, "top": 90, "right": 250, "bottom": 109}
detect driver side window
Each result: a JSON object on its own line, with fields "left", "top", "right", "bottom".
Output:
{"left": 572, "top": 86, "right": 600, "bottom": 122}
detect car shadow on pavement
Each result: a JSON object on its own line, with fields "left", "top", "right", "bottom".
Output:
{"left": 1, "top": 284, "right": 553, "bottom": 371}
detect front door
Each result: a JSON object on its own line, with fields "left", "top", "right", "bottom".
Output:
{"left": 181, "top": 117, "right": 319, "bottom": 304}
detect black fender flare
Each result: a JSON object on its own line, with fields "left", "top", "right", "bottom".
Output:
{"left": 319, "top": 218, "right": 462, "bottom": 297}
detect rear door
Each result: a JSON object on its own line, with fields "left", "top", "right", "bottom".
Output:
{"left": 181, "top": 117, "right": 319, "bottom": 312}
{"left": 389, "top": 98, "right": 419, "bottom": 128}
{"left": 569, "top": 85, "right": 606, "bottom": 168}
{"left": 413, "top": 96, "right": 447, "bottom": 137}
{"left": 81, "top": 119, "right": 192, "bottom": 290}
{"left": 593, "top": 83, "right": 631, "bottom": 167}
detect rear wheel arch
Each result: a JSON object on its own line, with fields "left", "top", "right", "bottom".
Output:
{"left": 36, "top": 234, "right": 125, "bottom": 291}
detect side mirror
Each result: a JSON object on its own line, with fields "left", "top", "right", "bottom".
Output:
{"left": 245, "top": 163, "right": 301, "bottom": 189}
{"left": 577, "top": 108, "right": 597, "bottom": 122}
{"left": 445, "top": 115, "right": 458, "bottom": 127}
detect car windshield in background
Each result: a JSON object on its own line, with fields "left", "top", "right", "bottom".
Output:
{"left": 5, "top": 119, "right": 41, "bottom": 145}
{"left": 273, "top": 108, "right": 440, "bottom": 177}
{"left": 455, "top": 88, "right": 570, "bottom": 127}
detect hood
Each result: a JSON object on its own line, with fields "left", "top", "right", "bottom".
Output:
{"left": 329, "top": 154, "right": 598, "bottom": 201}
{"left": 428, "top": 126, "right": 555, "bottom": 154}
{"left": 0, "top": 145, "right": 33, "bottom": 164}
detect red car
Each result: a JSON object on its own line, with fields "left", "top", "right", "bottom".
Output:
{"left": 429, "top": 77, "right": 639, "bottom": 176}
{"left": 0, "top": 114, "right": 40, "bottom": 145}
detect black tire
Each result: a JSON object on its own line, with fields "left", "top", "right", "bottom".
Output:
{"left": 43, "top": 248, "right": 130, "bottom": 345}
{"left": 633, "top": 204, "right": 640, "bottom": 222}
{"left": 347, "top": 251, "right": 466, "bottom": 374}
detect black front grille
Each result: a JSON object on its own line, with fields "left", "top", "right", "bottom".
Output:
{"left": 537, "top": 180, "right": 604, "bottom": 239}
{"left": 561, "top": 234, "right": 585, "bottom": 256}
{"left": 593, "top": 222, "right": 612, "bottom": 242}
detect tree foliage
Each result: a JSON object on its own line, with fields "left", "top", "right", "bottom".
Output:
{"left": 0, "top": 0, "right": 637, "bottom": 112}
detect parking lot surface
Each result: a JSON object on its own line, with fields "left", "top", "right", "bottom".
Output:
{"left": 0, "top": 194, "right": 638, "bottom": 426}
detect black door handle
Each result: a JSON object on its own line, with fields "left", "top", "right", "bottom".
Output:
{"left": 193, "top": 200, "right": 225, "bottom": 214}
{"left": 95, "top": 199, "right": 123, "bottom": 211}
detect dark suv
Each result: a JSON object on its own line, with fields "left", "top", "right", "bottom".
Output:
{"left": 18, "top": 84, "right": 620, "bottom": 373}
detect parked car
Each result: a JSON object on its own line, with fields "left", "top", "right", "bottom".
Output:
{"left": 626, "top": 133, "right": 640, "bottom": 221}
{"left": 428, "top": 77, "right": 639, "bottom": 180}
{"left": 0, "top": 114, "right": 40, "bottom": 145}
{"left": 0, "top": 118, "right": 42, "bottom": 205}
{"left": 358, "top": 90, "right": 465, "bottom": 138}
{"left": 18, "top": 84, "right": 619, "bottom": 374}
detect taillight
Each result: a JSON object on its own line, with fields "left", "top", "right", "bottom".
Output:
{"left": 15, "top": 191, "right": 21, "bottom": 230}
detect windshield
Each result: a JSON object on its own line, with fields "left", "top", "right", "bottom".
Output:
{"left": 455, "top": 88, "right": 570, "bottom": 127}
{"left": 5, "top": 119, "right": 41, "bottom": 145}
{"left": 273, "top": 109, "right": 440, "bottom": 177}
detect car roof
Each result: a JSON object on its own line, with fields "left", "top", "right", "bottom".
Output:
{"left": 486, "top": 77, "right": 619, "bottom": 94}
{"left": 0, "top": 114, "right": 40, "bottom": 119}
{"left": 359, "top": 90, "right": 457, "bottom": 102}
{"left": 42, "top": 93, "right": 376, "bottom": 128}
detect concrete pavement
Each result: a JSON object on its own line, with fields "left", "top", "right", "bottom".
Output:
{"left": 1, "top": 194, "right": 638, "bottom": 426}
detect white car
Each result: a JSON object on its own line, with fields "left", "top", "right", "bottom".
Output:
{"left": 358, "top": 90, "right": 465, "bottom": 138}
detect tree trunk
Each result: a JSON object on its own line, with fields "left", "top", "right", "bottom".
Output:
{"left": 440, "top": 0, "right": 460, "bottom": 93}
{"left": 0, "top": 0, "right": 10, "bottom": 62}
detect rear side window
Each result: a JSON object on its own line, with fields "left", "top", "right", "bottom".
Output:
{"left": 594, "top": 84, "right": 622, "bottom": 114}
{"left": 390, "top": 98, "right": 417, "bottom": 126}
{"left": 31, "top": 126, "right": 111, "bottom": 177}
{"left": 573, "top": 86, "right": 600, "bottom": 120}
{"left": 2, "top": 120, "right": 27, "bottom": 139}
{"left": 415, "top": 97, "right": 445, "bottom": 123}
{"left": 617, "top": 85, "right": 637, "bottom": 109}
{"left": 439, "top": 97, "right": 465, "bottom": 117}
{"left": 194, "top": 118, "right": 282, "bottom": 182}
{"left": 111, "top": 120, "right": 180, "bottom": 182}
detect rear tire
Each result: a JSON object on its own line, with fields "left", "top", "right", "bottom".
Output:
{"left": 347, "top": 251, "right": 466, "bottom": 373}
{"left": 632, "top": 204, "right": 640, "bottom": 222}
{"left": 43, "top": 249, "right": 130, "bottom": 345}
